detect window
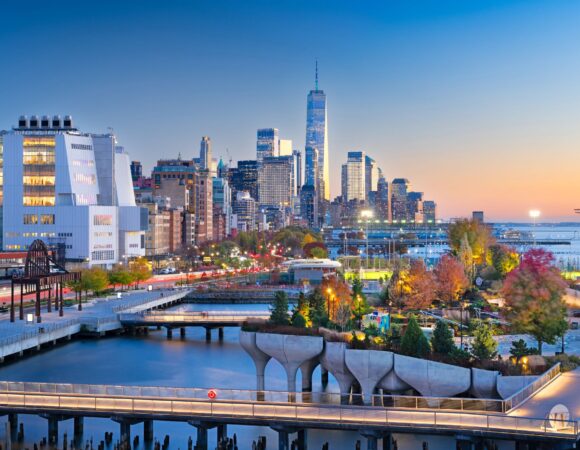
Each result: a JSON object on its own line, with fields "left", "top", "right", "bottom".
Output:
{"left": 71, "top": 143, "right": 92, "bottom": 151}
{"left": 73, "top": 173, "right": 96, "bottom": 185}
{"left": 24, "top": 214, "right": 38, "bottom": 224}
{"left": 22, "top": 136, "right": 56, "bottom": 206}
{"left": 40, "top": 214, "right": 55, "bottom": 225}
{"left": 91, "top": 250, "right": 114, "bottom": 261}
{"left": 94, "top": 214, "right": 112, "bottom": 226}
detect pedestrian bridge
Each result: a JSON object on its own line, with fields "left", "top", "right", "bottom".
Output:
{"left": 118, "top": 311, "right": 270, "bottom": 327}
{"left": 0, "top": 380, "right": 577, "bottom": 450}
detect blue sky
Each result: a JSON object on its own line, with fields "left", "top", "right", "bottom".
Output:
{"left": 2, "top": 0, "right": 579, "bottom": 220}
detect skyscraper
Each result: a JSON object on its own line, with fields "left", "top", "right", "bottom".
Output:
{"left": 391, "top": 178, "right": 410, "bottom": 222}
{"left": 305, "top": 62, "right": 329, "bottom": 201}
{"left": 341, "top": 151, "right": 367, "bottom": 203}
{"left": 256, "top": 128, "right": 279, "bottom": 162}
{"left": 304, "top": 146, "right": 319, "bottom": 189}
{"left": 199, "top": 136, "right": 212, "bottom": 171}
{"left": 258, "top": 156, "right": 294, "bottom": 208}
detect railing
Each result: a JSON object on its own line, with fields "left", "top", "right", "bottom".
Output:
{"left": 503, "top": 363, "right": 561, "bottom": 412}
{"left": 0, "top": 381, "right": 576, "bottom": 438}
{"left": 119, "top": 311, "right": 271, "bottom": 324}
{"left": 0, "top": 320, "right": 80, "bottom": 347}
{"left": 110, "top": 290, "right": 190, "bottom": 313}
{"left": 0, "top": 381, "right": 504, "bottom": 413}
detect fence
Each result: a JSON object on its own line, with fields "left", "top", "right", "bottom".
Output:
{"left": 503, "top": 363, "right": 561, "bottom": 412}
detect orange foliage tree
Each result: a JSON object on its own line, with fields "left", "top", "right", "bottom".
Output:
{"left": 404, "top": 259, "right": 437, "bottom": 310}
{"left": 434, "top": 255, "right": 469, "bottom": 303}
{"left": 320, "top": 276, "right": 352, "bottom": 323}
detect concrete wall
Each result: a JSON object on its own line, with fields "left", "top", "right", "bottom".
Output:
{"left": 345, "top": 349, "right": 394, "bottom": 404}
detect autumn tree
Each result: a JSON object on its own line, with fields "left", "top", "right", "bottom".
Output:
{"left": 434, "top": 255, "right": 469, "bottom": 304}
{"left": 321, "top": 276, "right": 352, "bottom": 322}
{"left": 129, "top": 257, "right": 152, "bottom": 288}
{"left": 405, "top": 259, "right": 436, "bottom": 310}
{"left": 502, "top": 249, "right": 568, "bottom": 354}
{"left": 387, "top": 261, "right": 411, "bottom": 310}
{"left": 109, "top": 265, "right": 134, "bottom": 290}
{"left": 490, "top": 244, "right": 519, "bottom": 278}
{"left": 448, "top": 219, "right": 495, "bottom": 265}
{"left": 350, "top": 276, "right": 371, "bottom": 328}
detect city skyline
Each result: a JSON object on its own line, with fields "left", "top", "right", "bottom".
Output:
{"left": 1, "top": 0, "right": 579, "bottom": 221}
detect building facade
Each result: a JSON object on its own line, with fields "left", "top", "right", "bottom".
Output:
{"left": 2, "top": 115, "right": 146, "bottom": 267}
{"left": 258, "top": 156, "right": 294, "bottom": 208}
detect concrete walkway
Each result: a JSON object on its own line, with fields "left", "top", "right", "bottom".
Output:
{"left": 509, "top": 368, "right": 580, "bottom": 419}
{"left": 0, "top": 287, "right": 191, "bottom": 360}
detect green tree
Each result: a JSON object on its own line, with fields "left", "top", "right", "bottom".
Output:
{"left": 308, "top": 288, "right": 328, "bottom": 327}
{"left": 129, "top": 257, "right": 152, "bottom": 288}
{"left": 292, "top": 292, "right": 311, "bottom": 326}
{"left": 509, "top": 339, "right": 539, "bottom": 362}
{"left": 448, "top": 219, "right": 495, "bottom": 265}
{"left": 309, "top": 246, "right": 328, "bottom": 259}
{"left": 108, "top": 266, "right": 134, "bottom": 290}
{"left": 490, "top": 244, "right": 519, "bottom": 278}
{"left": 471, "top": 322, "right": 498, "bottom": 360}
{"left": 291, "top": 313, "right": 307, "bottom": 328}
{"left": 270, "top": 291, "right": 290, "bottom": 325}
{"left": 502, "top": 249, "right": 568, "bottom": 354}
{"left": 79, "top": 267, "right": 109, "bottom": 299}
{"left": 431, "top": 320, "right": 456, "bottom": 355}
{"left": 401, "top": 316, "right": 430, "bottom": 358}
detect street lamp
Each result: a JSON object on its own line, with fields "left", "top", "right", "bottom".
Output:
{"left": 529, "top": 209, "right": 540, "bottom": 246}
{"left": 360, "top": 209, "right": 374, "bottom": 270}
{"left": 460, "top": 301, "right": 469, "bottom": 350}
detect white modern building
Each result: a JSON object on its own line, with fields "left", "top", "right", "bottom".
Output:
{"left": 2, "top": 115, "right": 146, "bottom": 267}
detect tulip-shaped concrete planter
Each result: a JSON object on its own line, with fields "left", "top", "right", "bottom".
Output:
{"left": 470, "top": 368, "right": 500, "bottom": 399}
{"left": 319, "top": 341, "right": 355, "bottom": 398}
{"left": 378, "top": 370, "right": 411, "bottom": 394}
{"left": 345, "top": 349, "right": 394, "bottom": 404}
{"left": 239, "top": 330, "right": 272, "bottom": 391}
{"left": 496, "top": 375, "right": 538, "bottom": 399}
{"left": 394, "top": 354, "right": 471, "bottom": 398}
{"left": 255, "top": 332, "right": 324, "bottom": 392}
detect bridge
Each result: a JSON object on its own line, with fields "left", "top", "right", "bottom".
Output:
{"left": 118, "top": 310, "right": 270, "bottom": 339}
{"left": 0, "top": 380, "right": 577, "bottom": 450}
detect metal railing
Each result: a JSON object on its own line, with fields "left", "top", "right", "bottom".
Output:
{"left": 0, "top": 320, "right": 80, "bottom": 347}
{"left": 0, "top": 381, "right": 576, "bottom": 438}
{"left": 110, "top": 290, "right": 190, "bottom": 313}
{"left": 503, "top": 363, "right": 561, "bottom": 412}
{"left": 118, "top": 311, "right": 271, "bottom": 324}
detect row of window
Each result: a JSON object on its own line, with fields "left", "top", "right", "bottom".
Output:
{"left": 23, "top": 214, "right": 55, "bottom": 225}
{"left": 94, "top": 244, "right": 113, "bottom": 250}
{"left": 71, "top": 143, "right": 93, "bottom": 151}
{"left": 5, "top": 231, "right": 56, "bottom": 238}
{"left": 73, "top": 173, "right": 96, "bottom": 185}
{"left": 77, "top": 193, "right": 97, "bottom": 205}
{"left": 92, "top": 250, "right": 114, "bottom": 261}
{"left": 72, "top": 159, "right": 95, "bottom": 167}
{"left": 94, "top": 231, "right": 113, "bottom": 237}
{"left": 93, "top": 214, "right": 113, "bottom": 226}
{"left": 58, "top": 232, "right": 73, "bottom": 237}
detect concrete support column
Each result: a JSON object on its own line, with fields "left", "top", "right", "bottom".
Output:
{"left": 277, "top": 429, "right": 289, "bottom": 450}
{"left": 119, "top": 421, "right": 131, "bottom": 443}
{"left": 73, "top": 417, "right": 84, "bottom": 437}
{"left": 217, "top": 424, "right": 227, "bottom": 443}
{"left": 205, "top": 328, "right": 212, "bottom": 342}
{"left": 297, "top": 429, "right": 308, "bottom": 450}
{"left": 218, "top": 327, "right": 224, "bottom": 340}
{"left": 8, "top": 413, "right": 18, "bottom": 437}
{"left": 48, "top": 417, "right": 59, "bottom": 443}
{"left": 382, "top": 433, "right": 391, "bottom": 450}
{"left": 299, "top": 358, "right": 319, "bottom": 392}
{"left": 180, "top": 327, "right": 186, "bottom": 338}
{"left": 360, "top": 430, "right": 381, "bottom": 450}
{"left": 143, "top": 420, "right": 154, "bottom": 442}
{"left": 321, "top": 368, "right": 329, "bottom": 387}
{"left": 166, "top": 327, "right": 173, "bottom": 339}
{"left": 195, "top": 425, "right": 208, "bottom": 450}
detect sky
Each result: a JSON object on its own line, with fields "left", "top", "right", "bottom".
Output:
{"left": 1, "top": 0, "right": 579, "bottom": 222}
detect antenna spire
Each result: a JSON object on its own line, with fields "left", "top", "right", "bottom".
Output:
{"left": 315, "top": 59, "right": 319, "bottom": 90}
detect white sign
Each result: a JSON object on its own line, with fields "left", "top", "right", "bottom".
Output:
{"left": 26, "top": 313, "right": 34, "bottom": 323}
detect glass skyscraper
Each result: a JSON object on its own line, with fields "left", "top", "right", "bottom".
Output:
{"left": 305, "top": 63, "right": 329, "bottom": 201}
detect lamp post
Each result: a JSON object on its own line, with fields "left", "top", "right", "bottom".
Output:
{"left": 360, "top": 210, "right": 374, "bottom": 270}
{"left": 529, "top": 209, "right": 540, "bottom": 247}
{"left": 460, "top": 301, "right": 469, "bottom": 350}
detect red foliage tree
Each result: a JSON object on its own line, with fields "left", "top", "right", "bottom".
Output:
{"left": 434, "top": 255, "right": 469, "bottom": 303}
{"left": 405, "top": 259, "right": 437, "bottom": 310}
{"left": 502, "top": 249, "right": 567, "bottom": 354}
